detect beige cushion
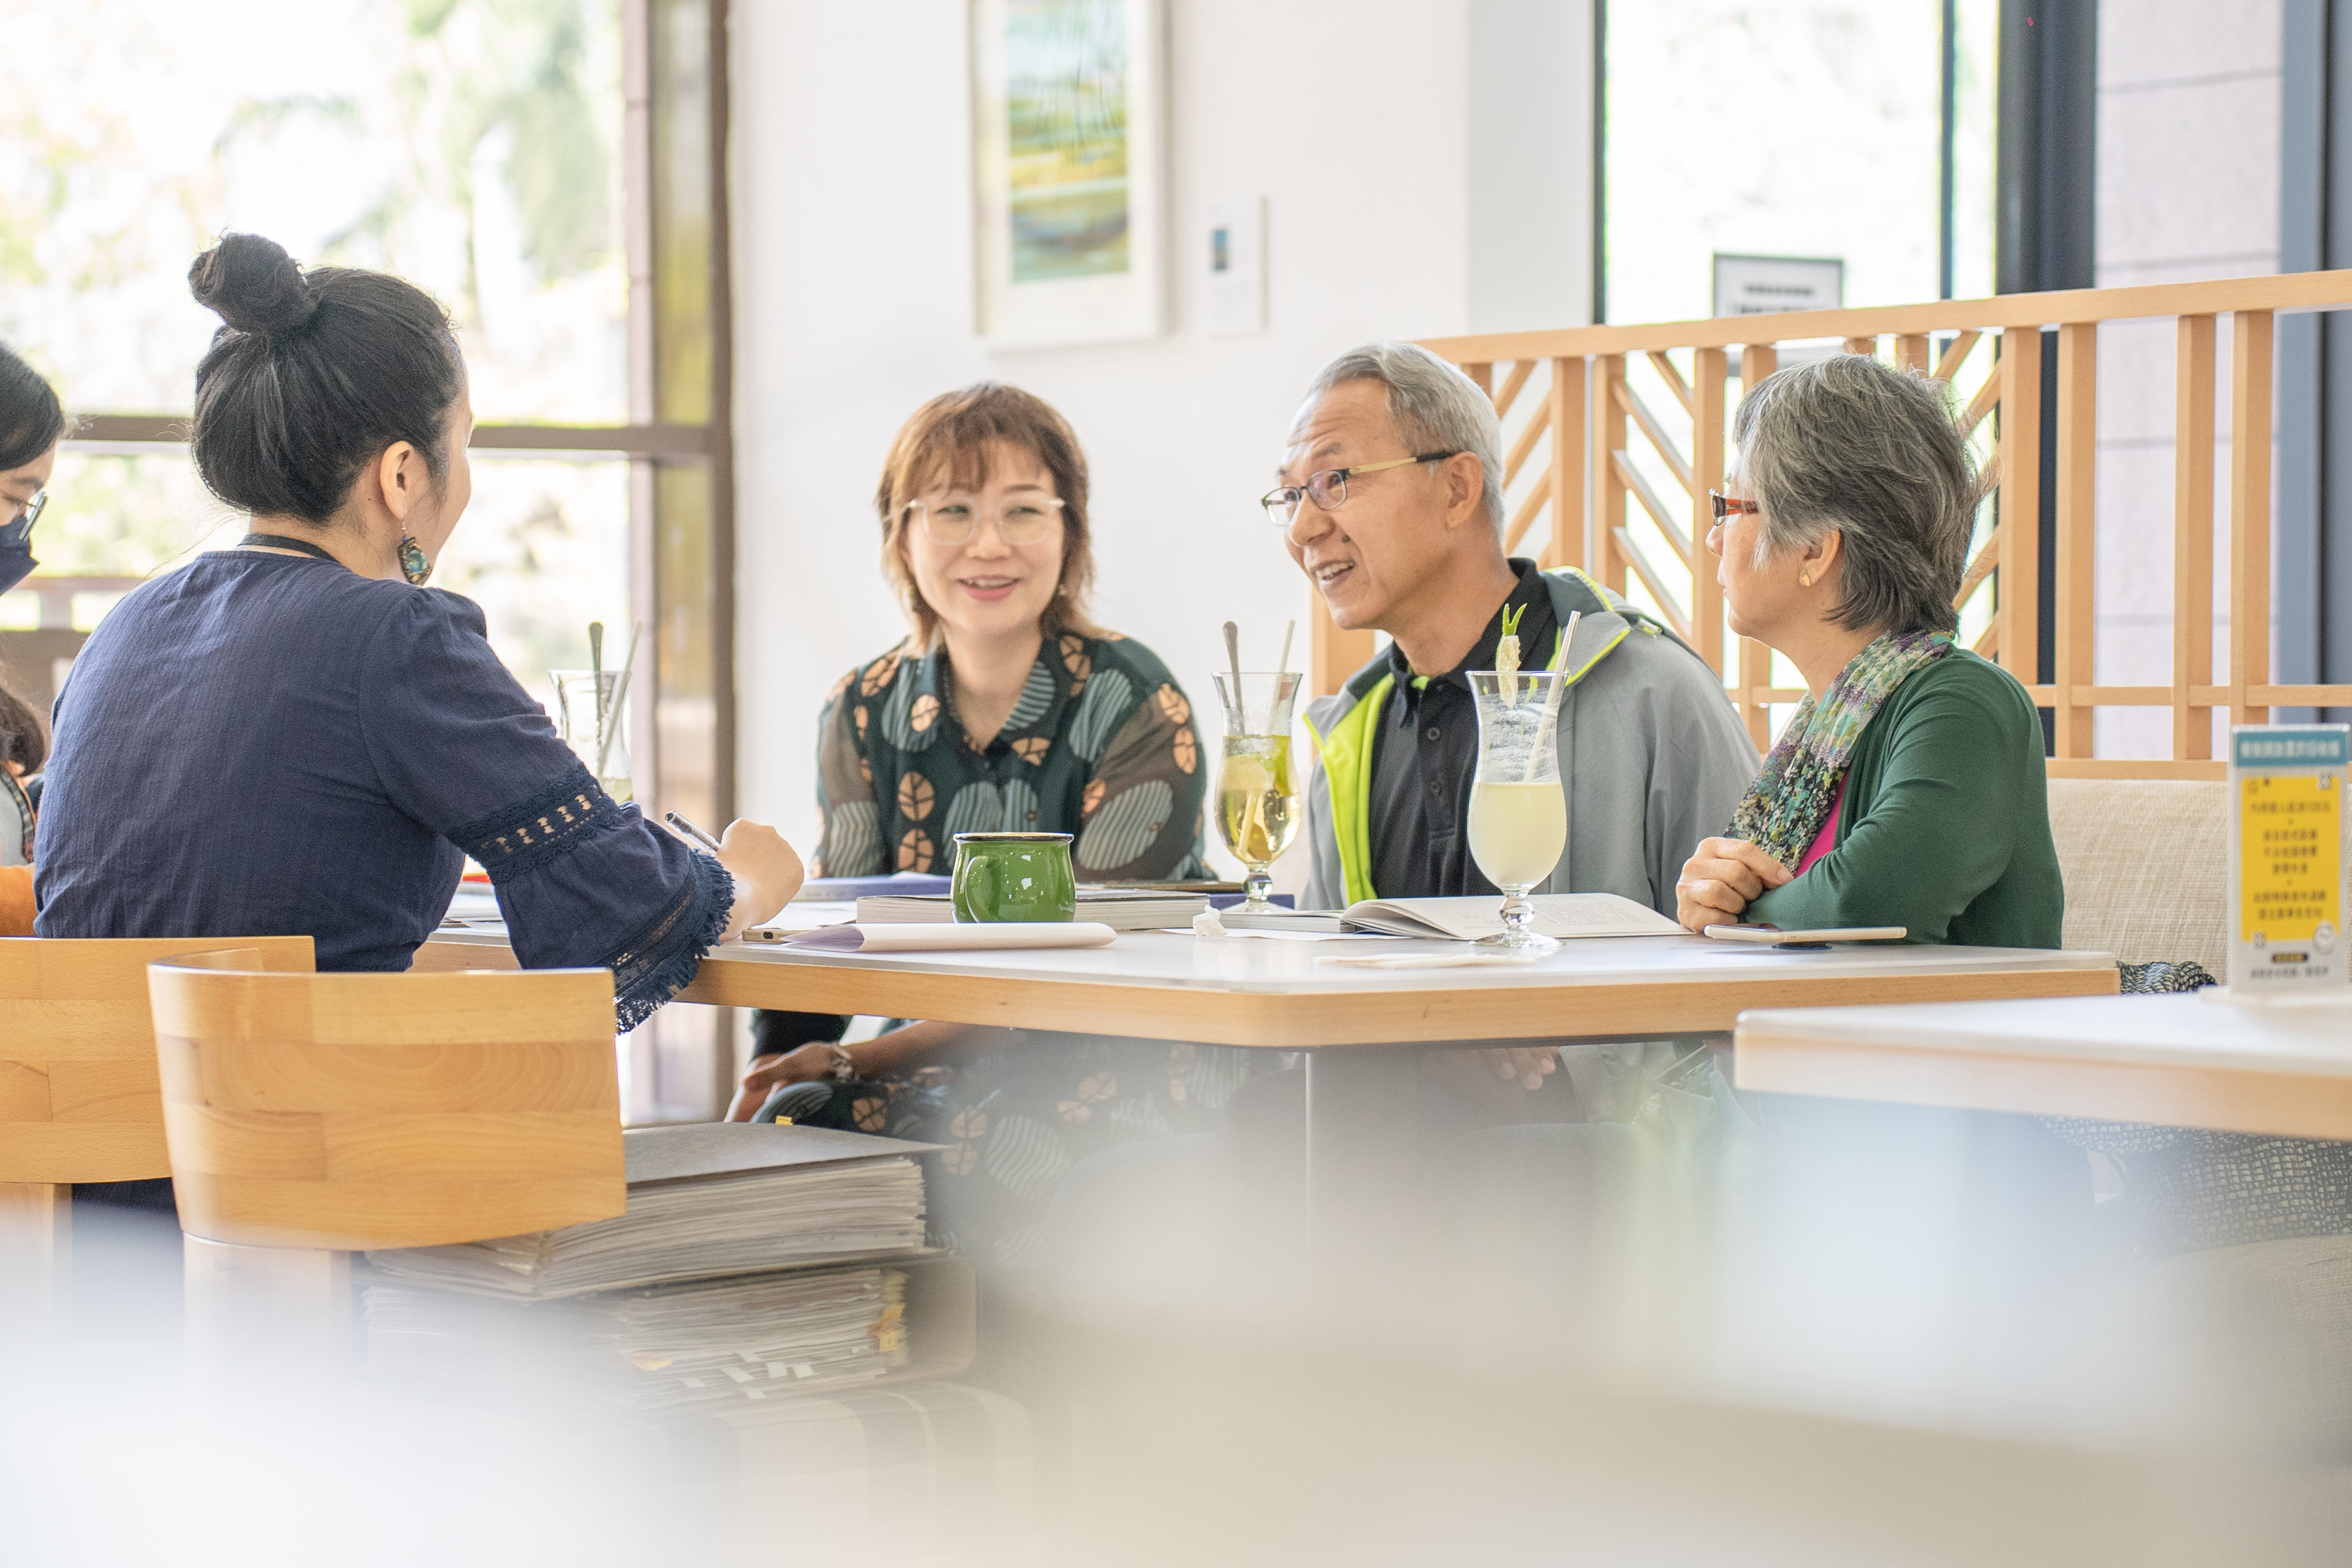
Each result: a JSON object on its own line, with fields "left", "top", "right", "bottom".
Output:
{"left": 2047, "top": 778, "right": 2229, "bottom": 975}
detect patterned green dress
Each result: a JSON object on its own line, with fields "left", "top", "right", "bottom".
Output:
{"left": 812, "top": 629, "right": 1210, "bottom": 882}
{"left": 811, "top": 630, "right": 1270, "bottom": 1275}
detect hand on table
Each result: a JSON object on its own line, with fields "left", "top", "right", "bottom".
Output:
{"left": 725, "top": 1043, "right": 836, "bottom": 1122}
{"left": 716, "top": 819, "right": 804, "bottom": 941}
{"left": 1676, "top": 836, "right": 1793, "bottom": 934}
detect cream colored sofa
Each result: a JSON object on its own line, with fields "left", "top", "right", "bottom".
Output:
{"left": 2046, "top": 777, "right": 2229, "bottom": 975}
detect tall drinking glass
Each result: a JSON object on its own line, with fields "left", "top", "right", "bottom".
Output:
{"left": 1211, "top": 671, "right": 1303, "bottom": 913}
{"left": 550, "top": 668, "right": 632, "bottom": 803}
{"left": 1466, "top": 669, "right": 1568, "bottom": 952}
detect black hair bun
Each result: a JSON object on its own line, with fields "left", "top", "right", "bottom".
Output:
{"left": 188, "top": 232, "right": 319, "bottom": 338}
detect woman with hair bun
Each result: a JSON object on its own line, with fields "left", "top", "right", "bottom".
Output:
{"left": 37, "top": 235, "right": 803, "bottom": 1023}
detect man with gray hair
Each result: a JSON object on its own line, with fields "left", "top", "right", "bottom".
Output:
{"left": 1270, "top": 341, "right": 1758, "bottom": 927}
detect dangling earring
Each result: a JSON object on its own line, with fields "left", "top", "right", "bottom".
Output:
{"left": 399, "top": 534, "right": 432, "bottom": 586}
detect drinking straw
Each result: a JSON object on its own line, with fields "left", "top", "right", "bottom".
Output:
{"left": 1221, "top": 620, "right": 1246, "bottom": 728}
{"left": 589, "top": 620, "right": 606, "bottom": 745}
{"left": 1277, "top": 618, "right": 1296, "bottom": 678}
{"left": 1524, "top": 610, "right": 1580, "bottom": 785}
{"left": 595, "top": 620, "right": 643, "bottom": 779}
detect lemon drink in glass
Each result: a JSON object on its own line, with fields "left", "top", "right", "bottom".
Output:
{"left": 1211, "top": 670, "right": 1303, "bottom": 913}
{"left": 1466, "top": 665, "right": 1569, "bottom": 952}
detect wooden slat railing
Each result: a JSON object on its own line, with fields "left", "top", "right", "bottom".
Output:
{"left": 1301, "top": 271, "right": 2352, "bottom": 779}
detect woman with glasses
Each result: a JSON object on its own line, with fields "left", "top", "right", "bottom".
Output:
{"left": 1674, "top": 352, "right": 2062, "bottom": 945}
{"left": 0, "top": 341, "right": 63, "bottom": 932}
{"left": 0, "top": 341, "right": 60, "bottom": 596}
{"left": 807, "top": 382, "right": 1208, "bottom": 889}
{"left": 734, "top": 384, "right": 1255, "bottom": 1279}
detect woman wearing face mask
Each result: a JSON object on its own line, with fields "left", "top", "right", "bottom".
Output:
{"left": 0, "top": 341, "right": 61, "bottom": 598}
{"left": 37, "top": 234, "right": 803, "bottom": 1020}
{"left": 0, "top": 340, "right": 65, "bottom": 932}
{"left": 734, "top": 385, "right": 1251, "bottom": 1274}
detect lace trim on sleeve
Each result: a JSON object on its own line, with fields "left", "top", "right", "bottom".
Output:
{"left": 448, "top": 765, "right": 626, "bottom": 884}
{"left": 611, "top": 846, "right": 735, "bottom": 1032}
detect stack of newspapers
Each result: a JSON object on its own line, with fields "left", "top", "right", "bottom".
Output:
{"left": 362, "top": 1123, "right": 967, "bottom": 1410}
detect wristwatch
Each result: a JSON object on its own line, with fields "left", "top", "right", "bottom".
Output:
{"left": 827, "top": 1043, "right": 858, "bottom": 1082}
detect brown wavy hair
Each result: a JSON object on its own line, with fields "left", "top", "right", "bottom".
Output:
{"left": 874, "top": 383, "right": 1103, "bottom": 647}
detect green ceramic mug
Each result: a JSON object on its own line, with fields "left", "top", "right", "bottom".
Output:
{"left": 950, "top": 831, "right": 1078, "bottom": 923}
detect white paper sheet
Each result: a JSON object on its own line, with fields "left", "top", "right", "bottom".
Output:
{"left": 1226, "top": 930, "right": 1410, "bottom": 943}
{"left": 1316, "top": 951, "right": 1543, "bottom": 970}
{"left": 786, "top": 921, "right": 1118, "bottom": 953}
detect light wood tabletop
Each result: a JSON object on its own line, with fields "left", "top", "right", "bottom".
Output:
{"left": 421, "top": 925, "right": 2120, "bottom": 1048}
{"left": 1734, "top": 991, "right": 2352, "bottom": 1140}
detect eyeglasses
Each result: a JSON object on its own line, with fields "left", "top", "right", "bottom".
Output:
{"left": 1260, "top": 451, "right": 1463, "bottom": 526}
{"left": 1708, "top": 491, "right": 1759, "bottom": 523}
{"left": 8, "top": 489, "right": 44, "bottom": 531}
{"left": 902, "top": 494, "right": 1066, "bottom": 546}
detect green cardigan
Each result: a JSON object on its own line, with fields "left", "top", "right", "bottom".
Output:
{"left": 1744, "top": 649, "right": 2063, "bottom": 948}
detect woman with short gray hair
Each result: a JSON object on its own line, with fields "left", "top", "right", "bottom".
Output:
{"left": 1674, "top": 353, "right": 2063, "bottom": 945}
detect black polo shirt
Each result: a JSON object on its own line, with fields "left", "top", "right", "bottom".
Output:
{"left": 1366, "top": 559, "right": 1560, "bottom": 899}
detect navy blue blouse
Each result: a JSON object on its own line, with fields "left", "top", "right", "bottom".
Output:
{"left": 35, "top": 550, "right": 730, "bottom": 1029}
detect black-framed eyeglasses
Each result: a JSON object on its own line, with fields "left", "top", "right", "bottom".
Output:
{"left": 7, "top": 489, "right": 44, "bottom": 533}
{"left": 1708, "top": 490, "right": 1759, "bottom": 523}
{"left": 1260, "top": 451, "right": 1463, "bottom": 526}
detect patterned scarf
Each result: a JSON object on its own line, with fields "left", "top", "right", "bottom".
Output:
{"left": 1728, "top": 630, "right": 1953, "bottom": 867}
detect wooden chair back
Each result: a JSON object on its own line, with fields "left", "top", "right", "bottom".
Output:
{"left": 146, "top": 955, "right": 627, "bottom": 1251}
{"left": 0, "top": 935, "right": 316, "bottom": 1184}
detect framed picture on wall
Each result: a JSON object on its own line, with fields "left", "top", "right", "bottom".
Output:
{"left": 971, "top": 0, "right": 1167, "bottom": 347}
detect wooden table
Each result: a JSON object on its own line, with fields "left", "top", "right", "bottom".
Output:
{"left": 426, "top": 926, "right": 2115, "bottom": 1045}
{"left": 426, "top": 926, "right": 2118, "bottom": 1230}
{"left": 1734, "top": 991, "right": 2352, "bottom": 1140}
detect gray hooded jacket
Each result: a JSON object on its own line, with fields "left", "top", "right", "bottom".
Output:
{"left": 1300, "top": 567, "right": 1761, "bottom": 919}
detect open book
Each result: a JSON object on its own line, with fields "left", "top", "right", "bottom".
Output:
{"left": 1221, "top": 892, "right": 1682, "bottom": 941}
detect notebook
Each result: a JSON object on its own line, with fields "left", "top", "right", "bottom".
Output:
{"left": 853, "top": 887, "right": 1209, "bottom": 930}
{"left": 1218, "top": 892, "right": 1682, "bottom": 941}
{"left": 364, "top": 1123, "right": 933, "bottom": 1299}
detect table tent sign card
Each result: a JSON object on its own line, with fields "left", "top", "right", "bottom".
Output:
{"left": 2227, "top": 724, "right": 2350, "bottom": 996}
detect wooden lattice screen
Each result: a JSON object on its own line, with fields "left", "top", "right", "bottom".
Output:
{"left": 1306, "top": 273, "right": 2352, "bottom": 779}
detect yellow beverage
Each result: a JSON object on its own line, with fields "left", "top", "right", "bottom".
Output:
{"left": 600, "top": 774, "right": 635, "bottom": 804}
{"left": 1217, "top": 735, "right": 1300, "bottom": 866}
{"left": 1468, "top": 779, "right": 1566, "bottom": 889}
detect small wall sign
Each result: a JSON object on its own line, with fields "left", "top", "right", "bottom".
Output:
{"left": 2227, "top": 724, "right": 2350, "bottom": 996}
{"left": 1711, "top": 253, "right": 1843, "bottom": 320}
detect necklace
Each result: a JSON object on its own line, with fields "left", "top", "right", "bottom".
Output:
{"left": 238, "top": 532, "right": 343, "bottom": 566}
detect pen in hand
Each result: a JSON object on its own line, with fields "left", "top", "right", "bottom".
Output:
{"left": 664, "top": 810, "right": 723, "bottom": 853}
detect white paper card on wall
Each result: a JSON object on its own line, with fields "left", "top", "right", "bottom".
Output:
{"left": 1204, "top": 195, "right": 1264, "bottom": 336}
{"left": 1711, "top": 253, "right": 1843, "bottom": 319}
{"left": 2226, "top": 724, "right": 2350, "bottom": 997}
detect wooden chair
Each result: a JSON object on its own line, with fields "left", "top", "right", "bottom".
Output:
{"left": 0, "top": 935, "right": 316, "bottom": 1335}
{"left": 145, "top": 951, "right": 629, "bottom": 1365}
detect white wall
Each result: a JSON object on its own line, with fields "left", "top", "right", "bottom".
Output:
{"left": 730, "top": 0, "right": 1598, "bottom": 868}
{"left": 2091, "top": 0, "right": 2283, "bottom": 758}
